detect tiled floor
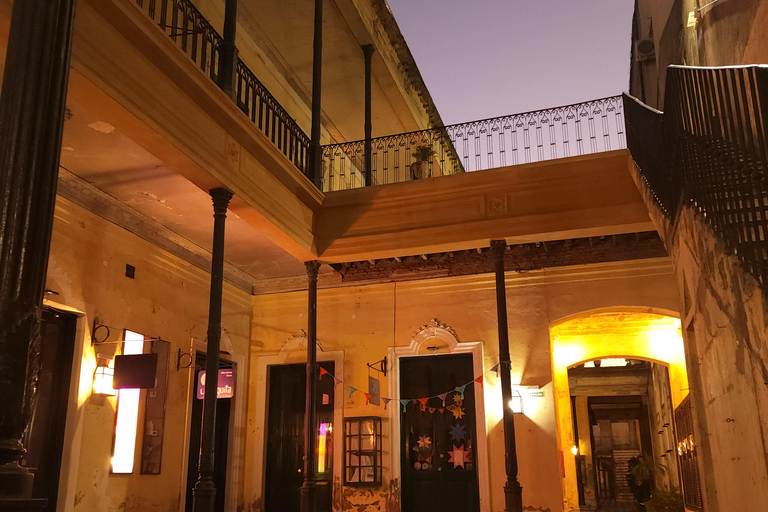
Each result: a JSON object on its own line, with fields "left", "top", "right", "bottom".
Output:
{"left": 596, "top": 499, "right": 642, "bottom": 512}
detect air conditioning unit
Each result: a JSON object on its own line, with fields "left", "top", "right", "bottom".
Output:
{"left": 635, "top": 38, "right": 656, "bottom": 62}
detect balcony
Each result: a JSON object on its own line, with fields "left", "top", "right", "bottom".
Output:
{"left": 321, "top": 96, "right": 626, "bottom": 191}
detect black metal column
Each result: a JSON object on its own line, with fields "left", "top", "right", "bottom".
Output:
{"left": 491, "top": 240, "right": 523, "bottom": 512}
{"left": 301, "top": 261, "right": 321, "bottom": 512}
{"left": 192, "top": 188, "right": 233, "bottom": 512}
{"left": 309, "top": 0, "right": 324, "bottom": 189}
{"left": 0, "top": 0, "right": 76, "bottom": 509}
{"left": 219, "top": 0, "right": 238, "bottom": 99}
{"left": 363, "top": 44, "right": 374, "bottom": 187}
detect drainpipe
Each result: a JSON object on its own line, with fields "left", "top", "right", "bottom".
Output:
{"left": 219, "top": 0, "right": 239, "bottom": 100}
{"left": 491, "top": 240, "right": 524, "bottom": 512}
{"left": 363, "top": 44, "right": 374, "bottom": 187}
{"left": 0, "top": 0, "right": 76, "bottom": 509}
{"left": 193, "top": 188, "right": 233, "bottom": 512}
{"left": 301, "top": 261, "right": 321, "bottom": 512}
{"left": 309, "top": 0, "right": 324, "bottom": 189}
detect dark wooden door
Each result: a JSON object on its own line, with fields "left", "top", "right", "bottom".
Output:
{"left": 23, "top": 308, "right": 76, "bottom": 512}
{"left": 400, "top": 354, "right": 480, "bottom": 512}
{"left": 264, "top": 362, "right": 335, "bottom": 512}
{"left": 185, "top": 354, "right": 232, "bottom": 512}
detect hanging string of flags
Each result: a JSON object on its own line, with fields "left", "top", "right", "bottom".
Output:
{"left": 318, "top": 360, "right": 510, "bottom": 413}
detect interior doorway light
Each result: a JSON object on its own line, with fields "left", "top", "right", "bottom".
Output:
{"left": 111, "top": 330, "right": 144, "bottom": 473}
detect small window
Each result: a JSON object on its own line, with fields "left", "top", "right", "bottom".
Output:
{"left": 344, "top": 417, "right": 382, "bottom": 486}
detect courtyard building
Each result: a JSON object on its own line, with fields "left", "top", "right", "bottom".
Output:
{"left": 0, "top": 1, "right": 766, "bottom": 512}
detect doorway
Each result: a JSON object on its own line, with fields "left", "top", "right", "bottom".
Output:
{"left": 264, "top": 362, "right": 335, "bottom": 512}
{"left": 399, "top": 354, "right": 480, "bottom": 512}
{"left": 185, "top": 353, "right": 234, "bottom": 512}
{"left": 22, "top": 308, "right": 77, "bottom": 512}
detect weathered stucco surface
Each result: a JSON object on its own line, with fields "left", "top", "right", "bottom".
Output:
{"left": 247, "top": 261, "right": 680, "bottom": 512}
{"left": 631, "top": 164, "right": 768, "bottom": 511}
{"left": 45, "top": 197, "right": 253, "bottom": 512}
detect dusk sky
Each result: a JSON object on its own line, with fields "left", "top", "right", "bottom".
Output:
{"left": 387, "top": 0, "right": 636, "bottom": 125}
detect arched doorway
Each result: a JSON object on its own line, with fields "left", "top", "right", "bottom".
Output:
{"left": 550, "top": 309, "right": 688, "bottom": 512}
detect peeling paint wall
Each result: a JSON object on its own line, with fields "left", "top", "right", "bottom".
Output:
{"left": 631, "top": 164, "right": 768, "bottom": 511}
{"left": 45, "top": 196, "right": 253, "bottom": 512}
{"left": 246, "top": 262, "right": 681, "bottom": 512}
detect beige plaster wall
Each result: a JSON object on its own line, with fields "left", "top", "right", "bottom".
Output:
{"left": 245, "top": 259, "right": 680, "bottom": 512}
{"left": 631, "top": 163, "right": 768, "bottom": 511}
{"left": 44, "top": 196, "right": 253, "bottom": 512}
{"left": 647, "top": 362, "right": 680, "bottom": 492}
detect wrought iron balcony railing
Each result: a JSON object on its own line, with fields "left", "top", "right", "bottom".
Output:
{"left": 321, "top": 96, "right": 626, "bottom": 191}
{"left": 135, "top": 0, "right": 311, "bottom": 179}
{"left": 625, "top": 65, "right": 768, "bottom": 289}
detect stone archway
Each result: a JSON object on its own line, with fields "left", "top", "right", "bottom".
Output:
{"left": 549, "top": 309, "right": 688, "bottom": 512}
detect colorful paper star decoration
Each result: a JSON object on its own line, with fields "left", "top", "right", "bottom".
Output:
{"left": 447, "top": 444, "right": 471, "bottom": 469}
{"left": 449, "top": 423, "right": 467, "bottom": 442}
{"left": 451, "top": 405, "right": 465, "bottom": 420}
{"left": 417, "top": 435, "right": 432, "bottom": 448}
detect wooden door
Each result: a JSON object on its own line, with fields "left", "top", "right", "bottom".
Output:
{"left": 400, "top": 354, "right": 480, "bottom": 512}
{"left": 264, "top": 362, "right": 335, "bottom": 512}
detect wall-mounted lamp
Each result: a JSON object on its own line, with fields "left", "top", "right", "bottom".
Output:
{"left": 508, "top": 389, "right": 524, "bottom": 414}
{"left": 93, "top": 357, "right": 116, "bottom": 397}
{"left": 571, "top": 445, "right": 579, "bottom": 456}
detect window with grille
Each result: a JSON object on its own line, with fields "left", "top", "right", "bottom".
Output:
{"left": 675, "top": 395, "right": 703, "bottom": 510}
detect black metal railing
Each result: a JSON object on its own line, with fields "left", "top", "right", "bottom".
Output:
{"left": 135, "top": 0, "right": 312, "bottom": 180}
{"left": 626, "top": 65, "right": 768, "bottom": 289}
{"left": 236, "top": 61, "right": 310, "bottom": 173}
{"left": 321, "top": 96, "right": 626, "bottom": 191}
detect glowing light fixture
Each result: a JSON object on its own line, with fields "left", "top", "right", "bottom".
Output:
{"left": 111, "top": 330, "right": 144, "bottom": 474}
{"left": 571, "top": 445, "right": 579, "bottom": 456}
{"left": 509, "top": 389, "right": 523, "bottom": 414}
{"left": 93, "top": 357, "right": 116, "bottom": 397}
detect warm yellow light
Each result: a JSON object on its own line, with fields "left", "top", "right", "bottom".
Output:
{"left": 571, "top": 445, "right": 579, "bottom": 456}
{"left": 317, "top": 422, "right": 329, "bottom": 474}
{"left": 93, "top": 365, "right": 116, "bottom": 396}
{"left": 111, "top": 330, "right": 144, "bottom": 474}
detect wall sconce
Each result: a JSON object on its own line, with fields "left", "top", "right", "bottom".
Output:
{"left": 508, "top": 389, "right": 523, "bottom": 414}
{"left": 93, "top": 357, "right": 116, "bottom": 397}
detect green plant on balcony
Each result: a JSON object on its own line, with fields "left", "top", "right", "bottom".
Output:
{"left": 410, "top": 145, "right": 435, "bottom": 180}
{"left": 643, "top": 489, "right": 685, "bottom": 512}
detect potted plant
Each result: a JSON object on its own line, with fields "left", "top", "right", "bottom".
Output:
{"left": 410, "top": 145, "right": 435, "bottom": 180}
{"left": 643, "top": 489, "right": 685, "bottom": 512}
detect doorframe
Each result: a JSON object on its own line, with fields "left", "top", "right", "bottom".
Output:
{"left": 41, "top": 299, "right": 86, "bottom": 512}
{"left": 248, "top": 331, "right": 345, "bottom": 512}
{"left": 386, "top": 318, "right": 491, "bottom": 511}
{"left": 179, "top": 337, "right": 247, "bottom": 512}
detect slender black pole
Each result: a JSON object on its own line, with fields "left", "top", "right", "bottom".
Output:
{"left": 301, "top": 261, "right": 321, "bottom": 512}
{"left": 0, "top": 0, "right": 76, "bottom": 509}
{"left": 309, "top": 0, "right": 324, "bottom": 189}
{"left": 363, "top": 44, "right": 374, "bottom": 187}
{"left": 491, "top": 240, "right": 523, "bottom": 512}
{"left": 219, "top": 0, "right": 238, "bottom": 99}
{"left": 192, "top": 188, "right": 233, "bottom": 512}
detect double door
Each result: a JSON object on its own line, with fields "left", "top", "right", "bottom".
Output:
{"left": 400, "top": 354, "right": 480, "bottom": 512}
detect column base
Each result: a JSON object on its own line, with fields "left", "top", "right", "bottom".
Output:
{"left": 504, "top": 479, "right": 523, "bottom": 512}
{"left": 192, "top": 482, "right": 216, "bottom": 512}
{"left": 0, "top": 463, "right": 46, "bottom": 512}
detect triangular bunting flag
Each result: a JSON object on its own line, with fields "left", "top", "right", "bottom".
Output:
{"left": 364, "top": 393, "right": 371, "bottom": 405}
{"left": 382, "top": 397, "right": 391, "bottom": 410}
{"left": 475, "top": 375, "right": 484, "bottom": 389}
{"left": 400, "top": 399, "right": 410, "bottom": 412}
{"left": 491, "top": 364, "right": 500, "bottom": 377}
{"left": 418, "top": 397, "right": 429, "bottom": 410}
{"left": 439, "top": 408, "right": 445, "bottom": 414}
{"left": 331, "top": 375, "right": 341, "bottom": 388}
{"left": 457, "top": 384, "right": 468, "bottom": 400}
{"left": 438, "top": 392, "right": 448, "bottom": 406}
{"left": 348, "top": 386, "right": 357, "bottom": 399}
{"left": 319, "top": 367, "right": 328, "bottom": 379}
{"left": 428, "top": 407, "right": 437, "bottom": 414}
